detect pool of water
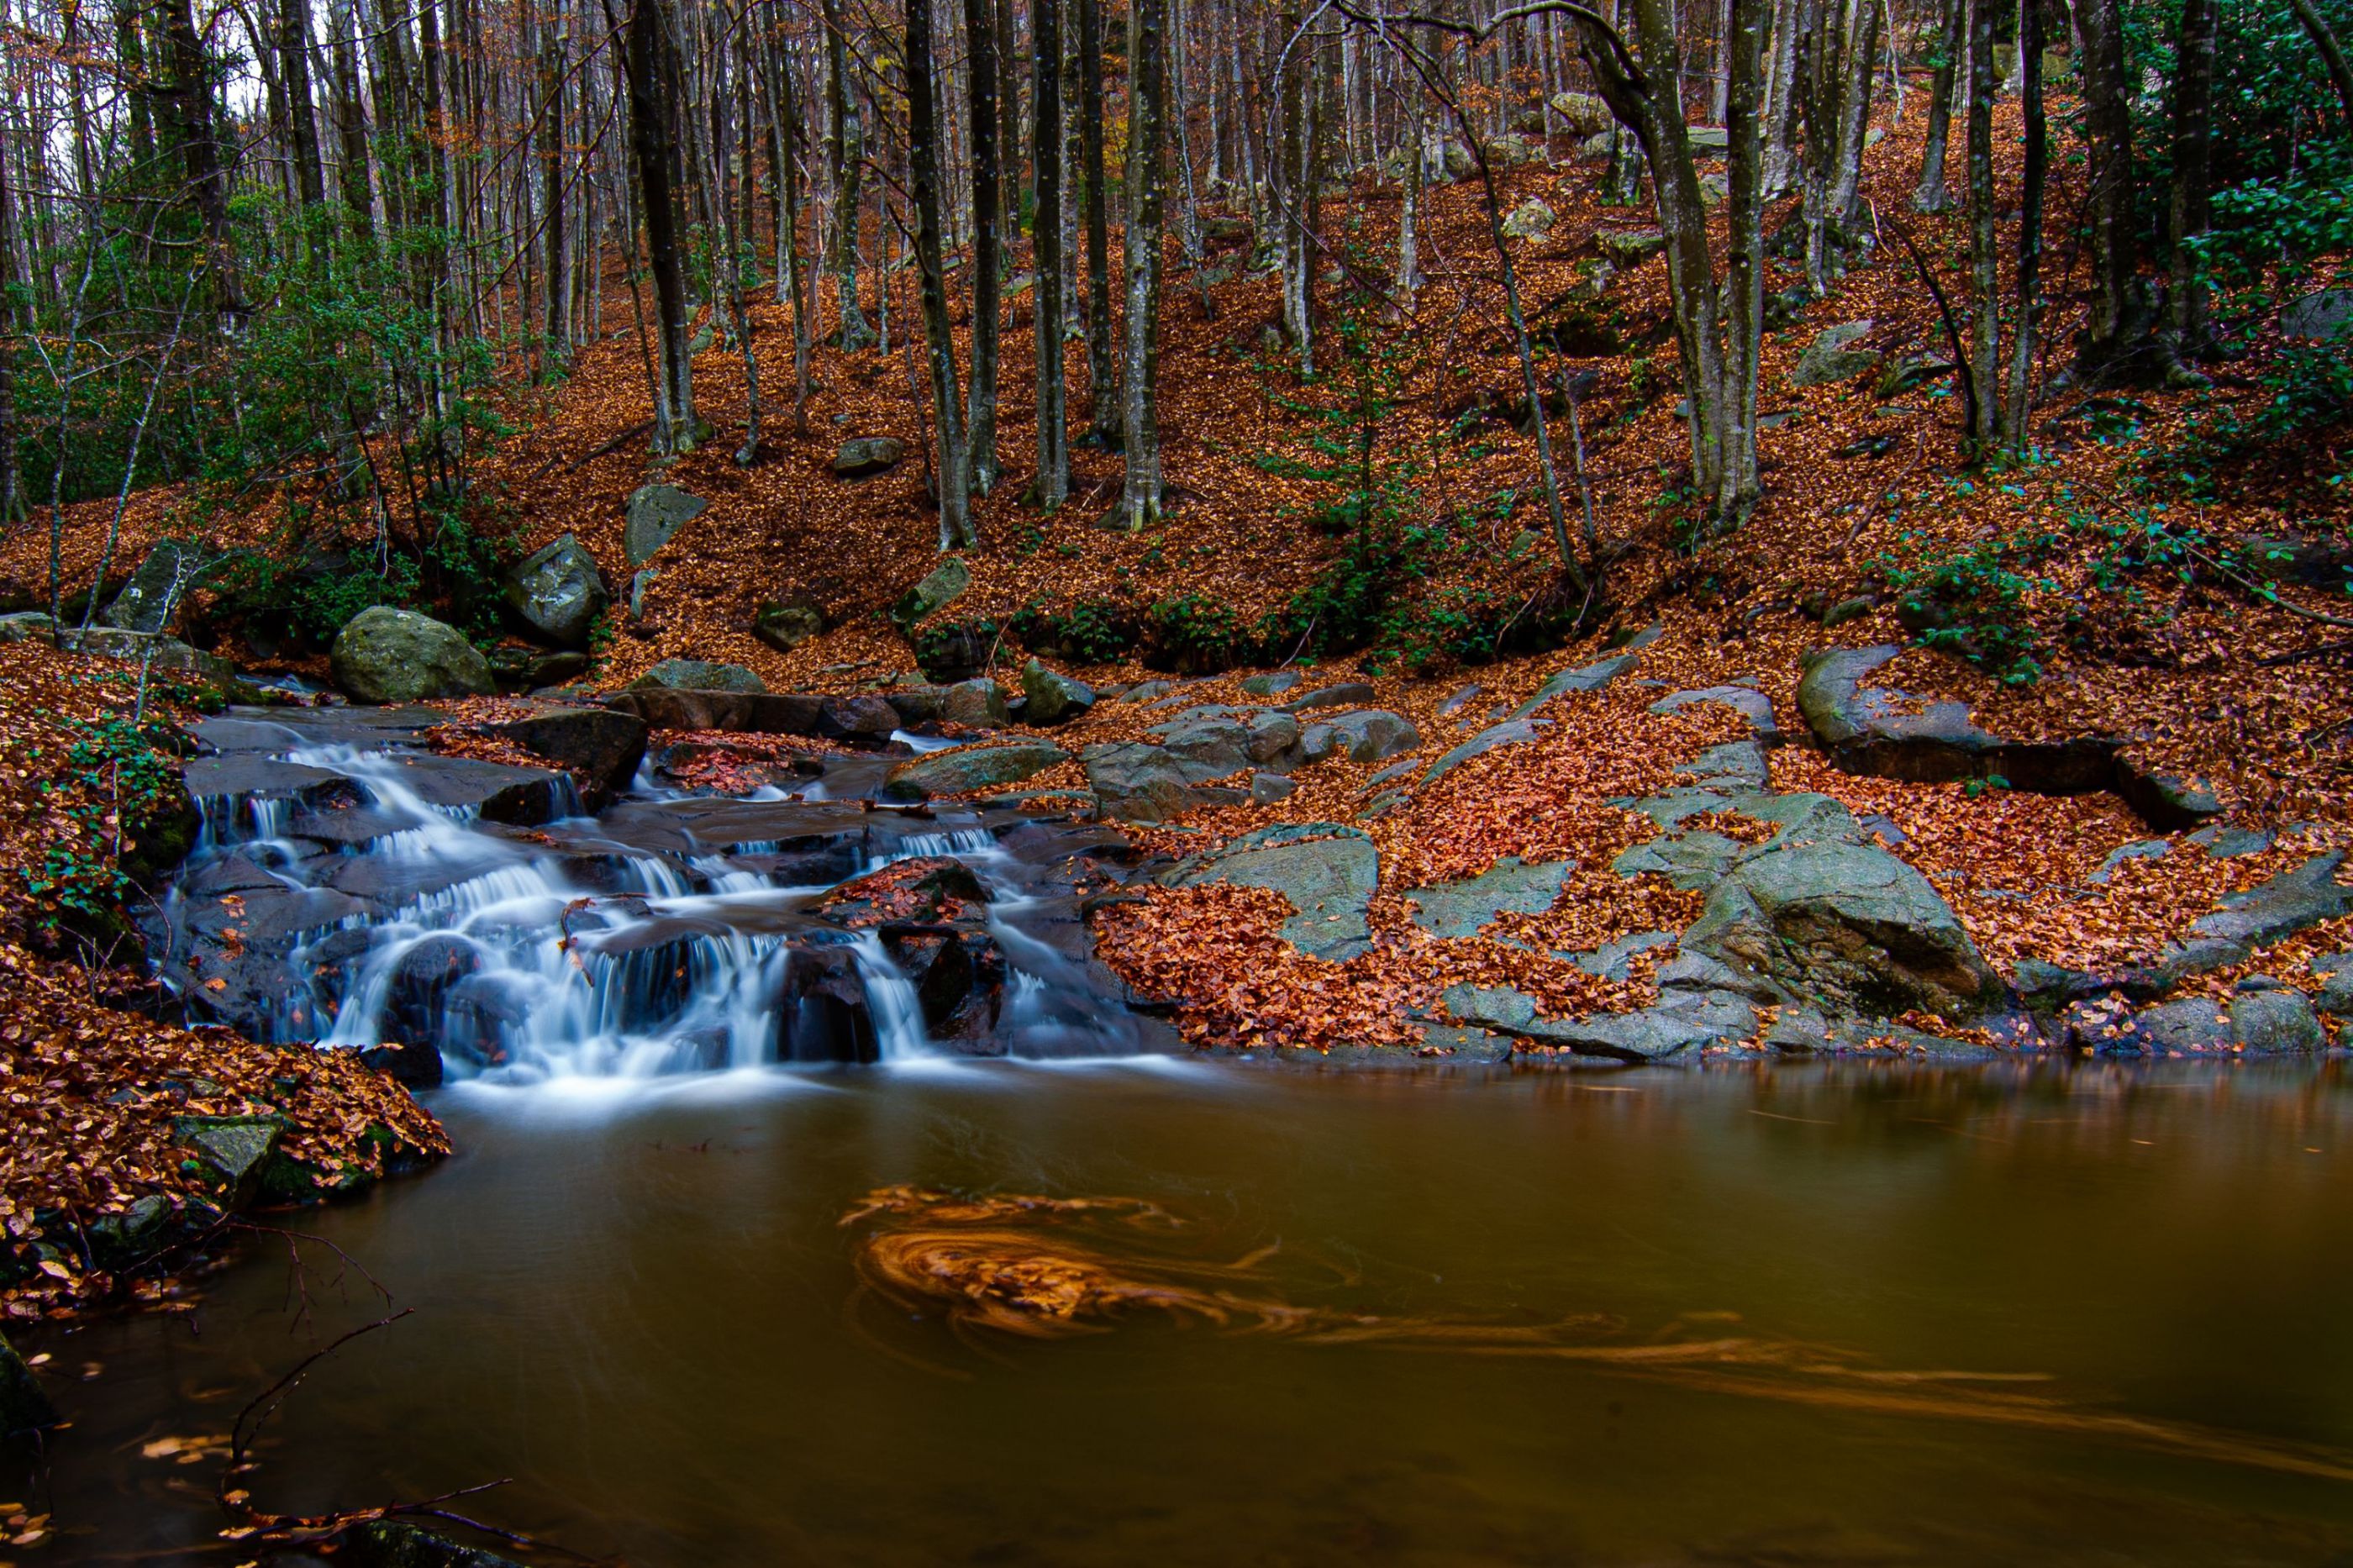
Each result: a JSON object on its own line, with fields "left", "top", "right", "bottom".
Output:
{"left": 17, "top": 1058, "right": 2353, "bottom": 1565}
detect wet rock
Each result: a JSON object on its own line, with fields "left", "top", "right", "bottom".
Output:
{"left": 359, "top": 1039, "right": 445, "bottom": 1088}
{"left": 172, "top": 1114, "right": 287, "bottom": 1207}
{"left": 1408, "top": 858, "right": 1571, "bottom": 940}
{"left": 2312, "top": 952, "right": 2353, "bottom": 1016}
{"left": 329, "top": 608, "right": 496, "bottom": 703}
{"left": 496, "top": 705, "right": 649, "bottom": 795}
{"left": 1796, "top": 645, "right": 2120, "bottom": 795}
{"left": 1251, "top": 771, "right": 1296, "bottom": 804}
{"left": 884, "top": 925, "right": 1007, "bottom": 1047}
{"left": 1513, "top": 654, "right": 1637, "bottom": 718}
{"left": 604, "top": 688, "right": 824, "bottom": 734}
{"left": 85, "top": 1192, "right": 175, "bottom": 1271}
{"left": 1423, "top": 718, "right": 1543, "bottom": 786}
{"left": 343, "top": 1520, "right": 526, "bottom": 1568}
{"left": 1021, "top": 659, "right": 1095, "bottom": 724}
{"left": 1686, "top": 838, "right": 2007, "bottom": 1021}
{"left": 2231, "top": 988, "right": 2326, "bottom": 1053}
{"left": 890, "top": 558, "right": 971, "bottom": 634}
{"left": 883, "top": 742, "right": 1070, "bottom": 800}
{"left": 754, "top": 597, "right": 828, "bottom": 653}
{"left": 778, "top": 947, "right": 881, "bottom": 1064}
{"left": 2132, "top": 997, "right": 2230, "bottom": 1054}
{"left": 1166, "top": 823, "right": 1380, "bottom": 960}
{"left": 942, "top": 678, "right": 1011, "bottom": 729}
{"left": 831, "top": 435, "right": 907, "bottom": 476}
{"left": 624, "top": 482, "right": 707, "bottom": 564}
{"left": 487, "top": 645, "right": 588, "bottom": 692}
{"left": 1081, "top": 741, "right": 1247, "bottom": 822}
{"left": 630, "top": 658, "right": 766, "bottom": 695}
{"left": 1790, "top": 321, "right": 1881, "bottom": 387}
{"left": 102, "top": 539, "right": 217, "bottom": 633}
{"left": 1282, "top": 681, "right": 1379, "bottom": 714}
{"left": 0, "top": 1331, "right": 55, "bottom": 1436}
{"left": 2187, "top": 852, "right": 2353, "bottom": 952}
{"left": 503, "top": 533, "right": 608, "bottom": 647}
{"left": 1301, "top": 708, "right": 1421, "bottom": 766}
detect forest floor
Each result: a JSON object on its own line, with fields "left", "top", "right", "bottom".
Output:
{"left": 2, "top": 92, "right": 2350, "bottom": 1308}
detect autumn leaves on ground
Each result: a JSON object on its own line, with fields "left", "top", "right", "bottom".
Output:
{"left": 4, "top": 102, "right": 2352, "bottom": 1323}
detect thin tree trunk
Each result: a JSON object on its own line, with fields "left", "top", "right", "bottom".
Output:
{"left": 1719, "top": 0, "right": 1767, "bottom": 522}
{"left": 2074, "top": 0, "right": 2141, "bottom": 376}
{"left": 1117, "top": 0, "right": 1167, "bottom": 530}
{"left": 1079, "top": 0, "right": 1119, "bottom": 442}
{"left": 2287, "top": 0, "right": 2353, "bottom": 128}
{"left": 2166, "top": 0, "right": 2215, "bottom": 356}
{"left": 966, "top": 0, "right": 1003, "bottom": 495}
{"left": 1913, "top": 0, "right": 1958, "bottom": 210}
{"left": 821, "top": 0, "right": 874, "bottom": 349}
{"left": 626, "top": 0, "right": 697, "bottom": 449}
{"left": 2006, "top": 0, "right": 2045, "bottom": 446}
{"left": 907, "top": 0, "right": 974, "bottom": 547}
{"left": 1964, "top": 0, "right": 1998, "bottom": 447}
{"left": 1031, "top": 0, "right": 1070, "bottom": 508}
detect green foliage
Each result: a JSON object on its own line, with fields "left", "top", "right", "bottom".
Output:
{"left": 1008, "top": 597, "right": 1140, "bottom": 664}
{"left": 19, "top": 714, "right": 186, "bottom": 928}
{"left": 1877, "top": 529, "right": 2056, "bottom": 685}
{"left": 1145, "top": 593, "right": 1254, "bottom": 673}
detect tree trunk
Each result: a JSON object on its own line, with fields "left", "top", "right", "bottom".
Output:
{"left": 1913, "top": 0, "right": 1958, "bottom": 211}
{"left": 1761, "top": 0, "right": 1803, "bottom": 194}
{"left": 1719, "top": 0, "right": 1768, "bottom": 522}
{"left": 540, "top": 0, "right": 571, "bottom": 355}
{"left": 279, "top": 0, "right": 328, "bottom": 209}
{"left": 331, "top": 0, "right": 375, "bottom": 235}
{"left": 628, "top": 0, "right": 697, "bottom": 450}
{"left": 1031, "top": 0, "right": 1070, "bottom": 508}
{"left": 908, "top": 0, "right": 975, "bottom": 548}
{"left": 2073, "top": 0, "right": 2142, "bottom": 376}
{"left": 821, "top": 0, "right": 875, "bottom": 350}
{"left": 2166, "top": 0, "right": 2215, "bottom": 357}
{"left": 161, "top": 0, "right": 242, "bottom": 323}
{"left": 2006, "top": 0, "right": 2045, "bottom": 447}
{"left": 1117, "top": 0, "right": 1167, "bottom": 530}
{"left": 965, "top": 0, "right": 1003, "bottom": 495}
{"left": 1964, "top": 0, "right": 1998, "bottom": 448}
{"left": 1827, "top": 0, "right": 1880, "bottom": 224}
{"left": 1079, "top": 0, "right": 1119, "bottom": 442}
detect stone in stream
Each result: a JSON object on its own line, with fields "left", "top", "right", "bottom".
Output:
{"left": 1020, "top": 659, "right": 1095, "bottom": 725}
{"left": 494, "top": 704, "right": 649, "bottom": 795}
{"left": 624, "top": 482, "right": 708, "bottom": 564}
{"left": 942, "top": 677, "right": 1011, "bottom": 729}
{"left": 1408, "top": 858, "right": 1573, "bottom": 940}
{"left": 1081, "top": 740, "right": 1249, "bottom": 822}
{"left": 101, "top": 538, "right": 218, "bottom": 633}
{"left": 882, "top": 925, "right": 1008, "bottom": 1050}
{"left": 890, "top": 558, "right": 971, "bottom": 634}
{"left": 503, "top": 533, "right": 608, "bottom": 648}
{"left": 629, "top": 658, "right": 766, "bottom": 694}
{"left": 1165, "top": 823, "right": 1381, "bottom": 960}
{"left": 329, "top": 607, "right": 497, "bottom": 703}
{"left": 882, "top": 742, "right": 1070, "bottom": 800}
{"left": 604, "top": 688, "right": 824, "bottom": 734}
{"left": 831, "top": 435, "right": 907, "bottom": 477}
{"left": 0, "top": 1331, "right": 55, "bottom": 1436}
{"left": 172, "top": 1114, "right": 287, "bottom": 1207}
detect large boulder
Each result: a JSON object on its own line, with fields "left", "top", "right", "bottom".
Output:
{"left": 1790, "top": 321, "right": 1882, "bottom": 387}
{"left": 831, "top": 436, "right": 907, "bottom": 476}
{"left": 624, "top": 483, "right": 707, "bottom": 565}
{"left": 629, "top": 658, "right": 766, "bottom": 694}
{"left": 883, "top": 742, "right": 1071, "bottom": 800}
{"left": 59, "top": 627, "right": 240, "bottom": 692}
{"left": 1502, "top": 198, "right": 1556, "bottom": 240}
{"left": 1302, "top": 708, "right": 1421, "bottom": 765}
{"left": 1685, "top": 838, "right": 2007, "bottom": 1021}
{"left": 1165, "top": 823, "right": 1382, "bottom": 960}
{"left": 1796, "top": 646, "right": 2120, "bottom": 794}
{"left": 603, "top": 689, "right": 823, "bottom": 733}
{"left": 1081, "top": 741, "right": 1248, "bottom": 822}
{"left": 754, "top": 597, "right": 827, "bottom": 653}
{"left": 495, "top": 704, "right": 649, "bottom": 795}
{"left": 1150, "top": 705, "right": 1301, "bottom": 770}
{"left": 891, "top": 558, "right": 971, "bottom": 634}
{"left": 1595, "top": 229, "right": 1666, "bottom": 266}
{"left": 102, "top": 538, "right": 216, "bottom": 633}
{"left": 942, "top": 677, "right": 1011, "bottom": 729}
{"left": 1021, "top": 659, "right": 1095, "bottom": 724}
{"left": 1548, "top": 91, "right": 1611, "bottom": 134}
{"left": 329, "top": 607, "right": 496, "bottom": 703}
{"left": 503, "top": 533, "right": 608, "bottom": 647}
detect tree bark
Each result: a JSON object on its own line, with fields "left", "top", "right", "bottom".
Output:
{"left": 540, "top": 0, "right": 571, "bottom": 354}
{"left": 2006, "top": 0, "right": 2045, "bottom": 447}
{"left": 965, "top": 0, "right": 1003, "bottom": 494}
{"left": 2287, "top": 0, "right": 2353, "bottom": 129}
{"left": 279, "top": 0, "right": 328, "bottom": 209}
{"left": 1964, "top": 0, "right": 1998, "bottom": 447}
{"left": 161, "top": 0, "right": 243, "bottom": 323}
{"left": 2166, "top": 0, "right": 2215, "bottom": 356}
{"left": 1117, "top": 0, "right": 1167, "bottom": 530}
{"left": 1913, "top": 0, "right": 1959, "bottom": 211}
{"left": 908, "top": 0, "right": 974, "bottom": 547}
{"left": 1719, "top": 0, "right": 1768, "bottom": 522}
{"left": 2073, "top": 0, "right": 2142, "bottom": 376}
{"left": 821, "top": 0, "right": 875, "bottom": 350}
{"left": 627, "top": 0, "right": 697, "bottom": 449}
{"left": 1078, "top": 0, "right": 1119, "bottom": 442}
{"left": 1031, "top": 0, "right": 1070, "bottom": 508}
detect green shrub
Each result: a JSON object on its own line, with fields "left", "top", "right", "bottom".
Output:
{"left": 1008, "top": 597, "right": 1140, "bottom": 664}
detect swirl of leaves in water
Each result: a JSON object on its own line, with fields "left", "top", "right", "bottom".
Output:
{"left": 844, "top": 1186, "right": 2353, "bottom": 1485}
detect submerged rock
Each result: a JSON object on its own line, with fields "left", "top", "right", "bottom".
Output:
{"left": 343, "top": 1520, "right": 526, "bottom": 1568}
{"left": 329, "top": 608, "right": 496, "bottom": 703}
{"left": 495, "top": 704, "right": 649, "bottom": 795}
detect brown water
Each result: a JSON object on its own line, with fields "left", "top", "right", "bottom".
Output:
{"left": 17, "top": 1058, "right": 2353, "bottom": 1565}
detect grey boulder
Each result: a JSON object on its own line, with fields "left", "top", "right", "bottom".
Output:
{"left": 329, "top": 607, "right": 496, "bottom": 703}
{"left": 624, "top": 483, "right": 707, "bottom": 565}
{"left": 1165, "top": 823, "right": 1381, "bottom": 960}
{"left": 102, "top": 538, "right": 217, "bottom": 633}
{"left": 1021, "top": 659, "right": 1096, "bottom": 725}
{"left": 891, "top": 558, "right": 971, "bottom": 634}
{"left": 883, "top": 742, "right": 1070, "bottom": 800}
{"left": 831, "top": 435, "right": 907, "bottom": 476}
{"left": 629, "top": 658, "right": 766, "bottom": 694}
{"left": 1302, "top": 708, "right": 1422, "bottom": 765}
{"left": 942, "top": 677, "right": 1011, "bottom": 729}
{"left": 1790, "top": 321, "right": 1881, "bottom": 387}
{"left": 503, "top": 533, "right": 608, "bottom": 647}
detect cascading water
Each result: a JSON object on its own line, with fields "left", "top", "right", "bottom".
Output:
{"left": 152, "top": 706, "right": 1168, "bottom": 1084}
